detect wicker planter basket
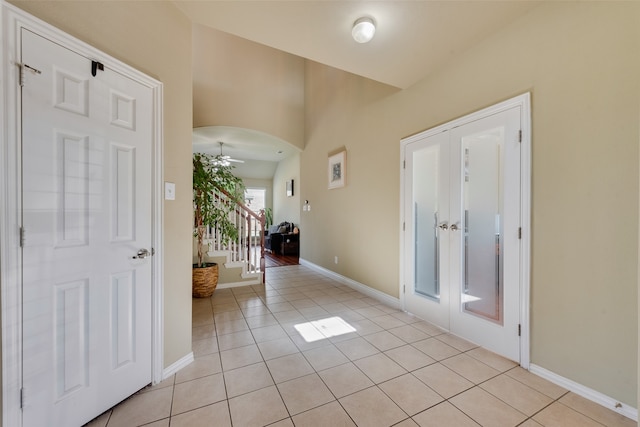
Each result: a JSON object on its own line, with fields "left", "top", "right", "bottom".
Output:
{"left": 192, "top": 263, "right": 219, "bottom": 298}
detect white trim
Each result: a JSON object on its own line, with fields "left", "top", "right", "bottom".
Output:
{"left": 217, "top": 279, "right": 261, "bottom": 289}
{"left": 151, "top": 68, "right": 165, "bottom": 386}
{"left": 162, "top": 352, "right": 194, "bottom": 380}
{"left": 1, "top": 3, "right": 164, "bottom": 425}
{"left": 207, "top": 250, "right": 263, "bottom": 283}
{"left": 226, "top": 261, "right": 247, "bottom": 269}
{"left": 399, "top": 93, "right": 531, "bottom": 367}
{"left": 241, "top": 271, "right": 262, "bottom": 280}
{"left": 518, "top": 93, "right": 532, "bottom": 369}
{"left": 1, "top": 4, "right": 23, "bottom": 427}
{"left": 299, "top": 259, "right": 401, "bottom": 309}
{"left": 208, "top": 250, "right": 231, "bottom": 258}
{"left": 398, "top": 139, "right": 407, "bottom": 315}
{"left": 529, "top": 364, "right": 638, "bottom": 422}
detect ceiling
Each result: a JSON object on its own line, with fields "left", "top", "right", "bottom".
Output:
{"left": 176, "top": 1, "right": 537, "bottom": 89}
{"left": 192, "top": 126, "right": 301, "bottom": 180}
{"left": 181, "top": 1, "right": 538, "bottom": 176}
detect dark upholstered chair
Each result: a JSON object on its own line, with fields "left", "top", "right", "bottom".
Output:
{"left": 265, "top": 222, "right": 296, "bottom": 254}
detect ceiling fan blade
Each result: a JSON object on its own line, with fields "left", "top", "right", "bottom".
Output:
{"left": 217, "top": 141, "right": 244, "bottom": 163}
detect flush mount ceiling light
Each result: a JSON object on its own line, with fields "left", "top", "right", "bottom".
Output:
{"left": 352, "top": 17, "right": 376, "bottom": 43}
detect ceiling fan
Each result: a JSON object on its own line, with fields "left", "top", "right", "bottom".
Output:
{"left": 215, "top": 141, "right": 244, "bottom": 165}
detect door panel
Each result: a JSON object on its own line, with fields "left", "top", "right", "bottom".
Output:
{"left": 21, "top": 29, "right": 153, "bottom": 427}
{"left": 403, "top": 105, "right": 522, "bottom": 362}
{"left": 414, "top": 145, "right": 441, "bottom": 300}
{"left": 461, "top": 128, "right": 504, "bottom": 323}
{"left": 404, "top": 131, "right": 449, "bottom": 328}
{"left": 449, "top": 108, "right": 521, "bottom": 362}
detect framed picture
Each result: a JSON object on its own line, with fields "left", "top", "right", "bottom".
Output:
{"left": 328, "top": 150, "right": 346, "bottom": 189}
{"left": 286, "top": 179, "right": 294, "bottom": 197}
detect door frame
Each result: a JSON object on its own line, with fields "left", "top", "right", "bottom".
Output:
{"left": 0, "top": 4, "right": 165, "bottom": 426}
{"left": 399, "top": 93, "right": 531, "bottom": 367}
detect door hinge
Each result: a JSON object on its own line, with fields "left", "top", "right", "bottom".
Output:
{"left": 18, "top": 63, "right": 24, "bottom": 87}
{"left": 19, "top": 226, "right": 25, "bottom": 247}
{"left": 17, "top": 63, "right": 42, "bottom": 87}
{"left": 403, "top": 160, "right": 406, "bottom": 169}
{"left": 403, "top": 285, "right": 406, "bottom": 294}
{"left": 20, "top": 387, "right": 24, "bottom": 409}
{"left": 518, "top": 324, "right": 521, "bottom": 337}
{"left": 518, "top": 227, "right": 522, "bottom": 239}
{"left": 403, "top": 222, "right": 405, "bottom": 232}
{"left": 518, "top": 130, "right": 522, "bottom": 143}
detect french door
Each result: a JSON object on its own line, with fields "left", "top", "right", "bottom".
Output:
{"left": 402, "top": 97, "right": 528, "bottom": 362}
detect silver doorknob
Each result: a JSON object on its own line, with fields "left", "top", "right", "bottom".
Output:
{"left": 132, "top": 248, "right": 151, "bottom": 259}
{"left": 438, "top": 222, "right": 448, "bottom": 230}
{"left": 450, "top": 223, "right": 460, "bottom": 231}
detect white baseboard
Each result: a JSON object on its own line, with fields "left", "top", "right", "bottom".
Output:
{"left": 162, "top": 352, "right": 194, "bottom": 381}
{"left": 529, "top": 364, "right": 637, "bottom": 421}
{"left": 217, "top": 279, "right": 260, "bottom": 289}
{"left": 299, "top": 258, "right": 401, "bottom": 310}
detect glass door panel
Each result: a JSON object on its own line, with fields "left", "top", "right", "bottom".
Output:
{"left": 461, "top": 127, "right": 504, "bottom": 324}
{"left": 413, "top": 146, "right": 440, "bottom": 301}
{"left": 403, "top": 131, "right": 450, "bottom": 328}
{"left": 449, "top": 107, "right": 521, "bottom": 362}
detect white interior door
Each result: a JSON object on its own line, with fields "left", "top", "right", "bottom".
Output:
{"left": 403, "top": 131, "right": 450, "bottom": 328}
{"left": 403, "top": 103, "right": 523, "bottom": 362}
{"left": 21, "top": 28, "right": 153, "bottom": 427}
{"left": 448, "top": 108, "right": 521, "bottom": 361}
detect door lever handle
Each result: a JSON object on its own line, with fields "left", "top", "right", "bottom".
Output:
{"left": 132, "top": 248, "right": 151, "bottom": 259}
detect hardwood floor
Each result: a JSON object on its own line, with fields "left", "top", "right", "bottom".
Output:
{"left": 264, "top": 250, "right": 299, "bottom": 268}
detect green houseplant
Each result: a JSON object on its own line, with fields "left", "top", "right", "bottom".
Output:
{"left": 192, "top": 153, "right": 245, "bottom": 297}
{"left": 264, "top": 207, "right": 273, "bottom": 229}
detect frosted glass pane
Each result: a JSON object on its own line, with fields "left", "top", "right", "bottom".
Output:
{"left": 462, "top": 127, "right": 504, "bottom": 324}
{"left": 413, "top": 146, "right": 440, "bottom": 301}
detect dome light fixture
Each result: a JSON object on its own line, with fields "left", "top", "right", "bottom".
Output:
{"left": 352, "top": 17, "right": 376, "bottom": 43}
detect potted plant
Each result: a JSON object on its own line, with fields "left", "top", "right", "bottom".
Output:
{"left": 264, "top": 207, "right": 273, "bottom": 229}
{"left": 192, "top": 152, "right": 245, "bottom": 297}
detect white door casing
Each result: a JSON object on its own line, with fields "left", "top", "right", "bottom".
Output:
{"left": 400, "top": 94, "right": 531, "bottom": 364}
{"left": 1, "top": 5, "right": 164, "bottom": 427}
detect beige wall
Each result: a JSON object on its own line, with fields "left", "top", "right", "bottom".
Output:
{"left": 273, "top": 153, "right": 301, "bottom": 228}
{"left": 9, "top": 0, "right": 195, "bottom": 368}
{"left": 192, "top": 23, "right": 305, "bottom": 150}
{"left": 303, "top": 61, "right": 399, "bottom": 282}
{"left": 301, "top": 2, "right": 639, "bottom": 406}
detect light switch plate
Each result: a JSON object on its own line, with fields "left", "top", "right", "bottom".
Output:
{"left": 164, "top": 182, "right": 176, "bottom": 200}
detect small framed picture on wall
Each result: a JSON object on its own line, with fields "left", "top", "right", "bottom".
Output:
{"left": 286, "top": 179, "right": 294, "bottom": 197}
{"left": 328, "top": 150, "right": 346, "bottom": 189}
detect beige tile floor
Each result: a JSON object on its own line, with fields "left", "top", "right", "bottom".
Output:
{"left": 88, "top": 265, "right": 635, "bottom": 427}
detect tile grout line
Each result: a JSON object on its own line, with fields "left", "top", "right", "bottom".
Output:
{"left": 191, "top": 266, "right": 598, "bottom": 427}
{"left": 213, "top": 293, "right": 235, "bottom": 427}
{"left": 234, "top": 287, "right": 293, "bottom": 427}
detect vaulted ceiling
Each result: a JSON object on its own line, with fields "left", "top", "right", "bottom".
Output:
{"left": 181, "top": 1, "right": 539, "bottom": 178}
{"left": 175, "top": 1, "right": 538, "bottom": 89}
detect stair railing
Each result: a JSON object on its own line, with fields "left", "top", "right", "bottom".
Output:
{"left": 205, "top": 186, "right": 266, "bottom": 284}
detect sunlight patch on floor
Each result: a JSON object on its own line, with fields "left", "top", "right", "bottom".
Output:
{"left": 294, "top": 317, "right": 356, "bottom": 343}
